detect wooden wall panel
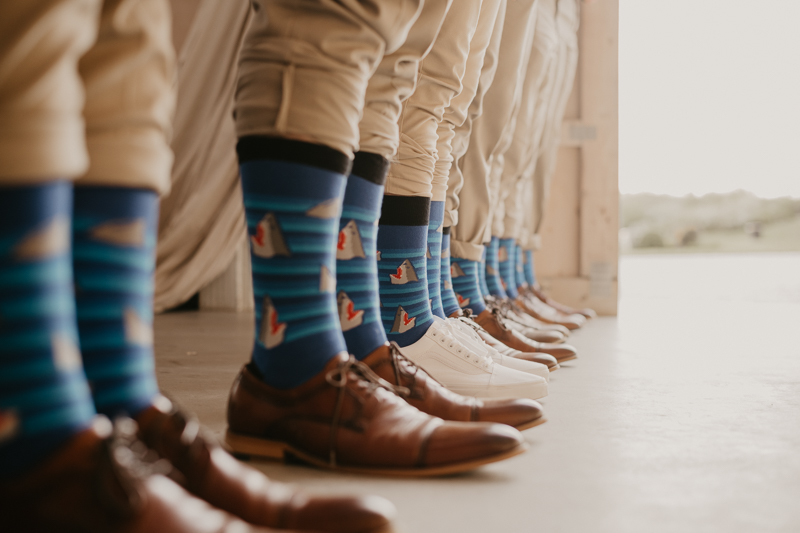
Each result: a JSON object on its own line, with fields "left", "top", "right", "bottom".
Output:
{"left": 536, "top": 0, "right": 619, "bottom": 316}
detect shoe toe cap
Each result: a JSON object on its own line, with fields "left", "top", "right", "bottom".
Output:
{"left": 527, "top": 330, "right": 565, "bottom": 343}
{"left": 475, "top": 398, "right": 545, "bottom": 429}
{"left": 540, "top": 343, "right": 578, "bottom": 362}
{"left": 291, "top": 494, "right": 396, "bottom": 533}
{"left": 423, "top": 422, "right": 524, "bottom": 466}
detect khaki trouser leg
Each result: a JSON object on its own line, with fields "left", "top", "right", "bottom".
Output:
{"left": 0, "top": 0, "right": 100, "bottom": 183}
{"left": 450, "top": 0, "right": 538, "bottom": 260}
{"left": 359, "top": 0, "right": 453, "bottom": 160}
{"left": 447, "top": 0, "right": 506, "bottom": 261}
{"left": 500, "top": 0, "right": 558, "bottom": 243}
{"left": 435, "top": 0, "right": 504, "bottom": 211}
{"left": 78, "top": 0, "right": 176, "bottom": 194}
{"left": 0, "top": 0, "right": 176, "bottom": 194}
{"left": 527, "top": 0, "right": 579, "bottom": 248}
{"left": 385, "top": 0, "right": 484, "bottom": 198}
{"left": 486, "top": 1, "right": 539, "bottom": 240}
{"left": 235, "top": 0, "right": 422, "bottom": 159}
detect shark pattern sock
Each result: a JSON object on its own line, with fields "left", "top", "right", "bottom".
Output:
{"left": 426, "top": 201, "right": 446, "bottom": 319}
{"left": 439, "top": 229, "right": 460, "bottom": 316}
{"left": 0, "top": 182, "right": 95, "bottom": 479}
{"left": 377, "top": 196, "right": 435, "bottom": 347}
{"left": 336, "top": 152, "right": 389, "bottom": 360}
{"left": 485, "top": 237, "right": 509, "bottom": 298}
{"left": 478, "top": 246, "right": 491, "bottom": 298}
{"left": 523, "top": 249, "right": 537, "bottom": 287}
{"left": 450, "top": 257, "right": 487, "bottom": 315}
{"left": 73, "top": 186, "right": 160, "bottom": 418}
{"left": 498, "top": 238, "right": 519, "bottom": 299}
{"left": 514, "top": 244, "right": 527, "bottom": 290}
{"left": 238, "top": 137, "right": 349, "bottom": 389}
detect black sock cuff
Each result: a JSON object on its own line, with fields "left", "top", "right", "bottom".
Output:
{"left": 237, "top": 136, "right": 351, "bottom": 175}
{"left": 442, "top": 226, "right": 451, "bottom": 235}
{"left": 379, "top": 196, "right": 430, "bottom": 226}
{"left": 351, "top": 152, "right": 389, "bottom": 186}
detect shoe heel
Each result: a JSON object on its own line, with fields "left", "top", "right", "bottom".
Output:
{"left": 224, "top": 430, "right": 289, "bottom": 461}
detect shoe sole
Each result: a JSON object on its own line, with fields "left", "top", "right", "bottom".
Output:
{"left": 225, "top": 430, "right": 528, "bottom": 477}
{"left": 450, "top": 382, "right": 549, "bottom": 401}
{"left": 552, "top": 354, "right": 577, "bottom": 364}
{"left": 515, "top": 416, "right": 548, "bottom": 431}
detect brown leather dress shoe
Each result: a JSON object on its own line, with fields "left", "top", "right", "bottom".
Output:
{"left": 473, "top": 309, "right": 577, "bottom": 364}
{"left": 226, "top": 353, "right": 526, "bottom": 476}
{"left": 503, "top": 309, "right": 567, "bottom": 344}
{"left": 448, "top": 309, "right": 560, "bottom": 371}
{"left": 0, "top": 418, "right": 281, "bottom": 533}
{"left": 514, "top": 325, "right": 566, "bottom": 344}
{"left": 137, "top": 397, "right": 396, "bottom": 533}
{"left": 530, "top": 284, "right": 597, "bottom": 319}
{"left": 516, "top": 291, "right": 585, "bottom": 330}
{"left": 362, "top": 343, "right": 546, "bottom": 431}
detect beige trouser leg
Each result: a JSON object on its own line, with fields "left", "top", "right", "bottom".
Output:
{"left": 359, "top": 0, "right": 453, "bottom": 160}
{"left": 385, "top": 0, "right": 485, "bottom": 198}
{"left": 436, "top": 0, "right": 504, "bottom": 213}
{"left": 526, "top": 0, "right": 579, "bottom": 250}
{"left": 0, "top": 0, "right": 175, "bottom": 194}
{"left": 486, "top": 1, "right": 541, "bottom": 240}
{"left": 235, "top": 0, "right": 422, "bottom": 159}
{"left": 499, "top": 0, "right": 559, "bottom": 242}
{"left": 445, "top": 0, "right": 506, "bottom": 237}
{"left": 450, "top": 0, "right": 538, "bottom": 261}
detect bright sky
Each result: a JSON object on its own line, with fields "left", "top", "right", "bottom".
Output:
{"left": 619, "top": 0, "right": 800, "bottom": 198}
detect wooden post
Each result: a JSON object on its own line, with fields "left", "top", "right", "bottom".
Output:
{"left": 536, "top": 0, "right": 619, "bottom": 316}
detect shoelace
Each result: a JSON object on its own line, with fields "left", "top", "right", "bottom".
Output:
{"left": 429, "top": 319, "right": 491, "bottom": 370}
{"left": 387, "top": 341, "right": 421, "bottom": 391}
{"left": 446, "top": 318, "right": 505, "bottom": 365}
{"left": 483, "top": 297, "right": 536, "bottom": 331}
{"left": 323, "top": 355, "right": 410, "bottom": 467}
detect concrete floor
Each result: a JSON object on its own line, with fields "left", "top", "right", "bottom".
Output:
{"left": 155, "top": 253, "right": 800, "bottom": 533}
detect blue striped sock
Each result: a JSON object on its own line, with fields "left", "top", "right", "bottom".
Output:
{"left": 377, "top": 196, "right": 434, "bottom": 347}
{"left": 523, "top": 249, "right": 537, "bottom": 286}
{"left": 238, "top": 138, "right": 349, "bottom": 389}
{"left": 73, "top": 186, "right": 160, "bottom": 418}
{"left": 498, "top": 238, "right": 518, "bottom": 298}
{"left": 427, "top": 202, "right": 446, "bottom": 319}
{"left": 514, "top": 244, "right": 527, "bottom": 289}
{"left": 485, "top": 237, "right": 508, "bottom": 298}
{"left": 439, "top": 231, "right": 460, "bottom": 316}
{"left": 336, "top": 153, "right": 388, "bottom": 360}
{"left": 478, "top": 247, "right": 491, "bottom": 298}
{"left": 451, "top": 258, "right": 487, "bottom": 315}
{"left": 0, "top": 182, "right": 95, "bottom": 479}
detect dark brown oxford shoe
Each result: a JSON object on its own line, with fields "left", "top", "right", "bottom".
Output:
{"left": 0, "top": 418, "right": 282, "bottom": 533}
{"left": 226, "top": 353, "right": 527, "bottom": 476}
{"left": 362, "top": 343, "right": 547, "bottom": 431}
{"left": 137, "top": 397, "right": 396, "bottom": 533}
{"left": 473, "top": 308, "right": 577, "bottom": 364}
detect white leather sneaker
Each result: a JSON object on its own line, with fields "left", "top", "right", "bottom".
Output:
{"left": 400, "top": 319, "right": 548, "bottom": 400}
{"left": 440, "top": 317, "right": 550, "bottom": 381}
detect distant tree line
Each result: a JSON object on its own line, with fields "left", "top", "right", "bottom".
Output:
{"left": 620, "top": 191, "right": 800, "bottom": 249}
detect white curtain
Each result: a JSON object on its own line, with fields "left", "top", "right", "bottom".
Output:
{"left": 155, "top": 0, "right": 252, "bottom": 312}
